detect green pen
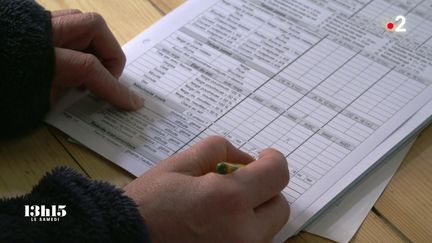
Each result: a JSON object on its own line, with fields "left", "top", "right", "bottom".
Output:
{"left": 216, "top": 162, "right": 245, "bottom": 174}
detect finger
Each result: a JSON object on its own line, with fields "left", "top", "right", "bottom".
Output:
{"left": 157, "top": 136, "right": 254, "bottom": 176}
{"left": 233, "top": 148, "right": 289, "bottom": 207}
{"left": 51, "top": 9, "right": 82, "bottom": 18}
{"left": 254, "top": 194, "right": 290, "bottom": 240}
{"left": 52, "top": 12, "right": 126, "bottom": 78}
{"left": 53, "top": 47, "right": 144, "bottom": 110}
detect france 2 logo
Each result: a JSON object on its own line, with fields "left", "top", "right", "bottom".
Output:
{"left": 386, "top": 15, "right": 407, "bottom": 32}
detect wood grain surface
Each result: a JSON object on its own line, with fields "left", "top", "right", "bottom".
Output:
{"left": 1, "top": 1, "right": 430, "bottom": 242}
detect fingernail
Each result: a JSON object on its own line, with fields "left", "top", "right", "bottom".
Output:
{"left": 131, "top": 90, "right": 145, "bottom": 109}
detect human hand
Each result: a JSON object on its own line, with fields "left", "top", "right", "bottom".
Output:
{"left": 50, "top": 10, "right": 144, "bottom": 110}
{"left": 124, "top": 136, "right": 290, "bottom": 243}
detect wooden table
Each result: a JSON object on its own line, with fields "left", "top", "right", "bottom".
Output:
{"left": 1, "top": 0, "right": 431, "bottom": 242}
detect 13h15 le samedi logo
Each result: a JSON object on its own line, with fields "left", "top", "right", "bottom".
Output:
{"left": 24, "top": 205, "right": 67, "bottom": 222}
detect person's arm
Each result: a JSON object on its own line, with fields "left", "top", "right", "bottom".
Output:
{"left": 0, "top": 167, "right": 150, "bottom": 242}
{"left": 0, "top": 1, "right": 149, "bottom": 241}
{"left": 1, "top": 136, "right": 290, "bottom": 243}
{"left": 0, "top": 0, "right": 54, "bottom": 137}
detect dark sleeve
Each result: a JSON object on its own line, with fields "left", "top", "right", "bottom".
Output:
{"left": 0, "top": 0, "right": 55, "bottom": 138}
{"left": 0, "top": 167, "right": 151, "bottom": 243}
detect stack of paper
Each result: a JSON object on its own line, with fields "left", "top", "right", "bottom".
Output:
{"left": 48, "top": 0, "right": 432, "bottom": 241}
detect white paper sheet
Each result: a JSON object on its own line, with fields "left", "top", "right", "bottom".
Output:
{"left": 47, "top": 0, "right": 432, "bottom": 241}
{"left": 305, "top": 139, "right": 413, "bottom": 242}
{"left": 304, "top": 98, "right": 432, "bottom": 242}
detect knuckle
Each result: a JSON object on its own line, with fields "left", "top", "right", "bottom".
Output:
{"left": 84, "top": 12, "right": 106, "bottom": 26}
{"left": 52, "top": 17, "right": 64, "bottom": 27}
{"left": 206, "top": 135, "right": 229, "bottom": 144}
{"left": 80, "top": 54, "right": 99, "bottom": 75}
{"left": 204, "top": 135, "right": 233, "bottom": 152}
{"left": 82, "top": 54, "right": 98, "bottom": 69}
{"left": 52, "top": 18, "right": 67, "bottom": 45}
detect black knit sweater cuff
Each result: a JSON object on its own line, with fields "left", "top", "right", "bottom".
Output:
{"left": 0, "top": 0, "right": 55, "bottom": 138}
{"left": 0, "top": 167, "right": 151, "bottom": 243}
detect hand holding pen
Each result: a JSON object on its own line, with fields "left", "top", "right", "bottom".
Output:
{"left": 124, "top": 136, "right": 290, "bottom": 243}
